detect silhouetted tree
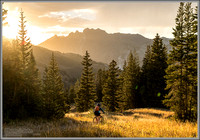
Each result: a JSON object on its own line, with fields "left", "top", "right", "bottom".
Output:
{"left": 3, "top": 10, "right": 42, "bottom": 120}
{"left": 75, "top": 51, "right": 96, "bottom": 112}
{"left": 122, "top": 51, "right": 140, "bottom": 109}
{"left": 164, "top": 2, "right": 197, "bottom": 121}
{"left": 42, "top": 53, "right": 69, "bottom": 119}
{"left": 102, "top": 60, "right": 120, "bottom": 112}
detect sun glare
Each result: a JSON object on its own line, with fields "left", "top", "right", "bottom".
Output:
{"left": 3, "top": 6, "right": 89, "bottom": 45}
{"left": 2, "top": 7, "right": 54, "bottom": 45}
{"left": 3, "top": 7, "right": 20, "bottom": 39}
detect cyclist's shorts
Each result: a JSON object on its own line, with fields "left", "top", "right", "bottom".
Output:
{"left": 94, "top": 111, "right": 100, "bottom": 116}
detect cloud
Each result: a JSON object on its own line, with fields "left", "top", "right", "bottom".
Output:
{"left": 60, "top": 17, "right": 91, "bottom": 27}
{"left": 38, "top": 9, "right": 96, "bottom": 22}
{"left": 3, "top": 2, "right": 98, "bottom": 28}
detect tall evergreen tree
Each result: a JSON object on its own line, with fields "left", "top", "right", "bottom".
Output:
{"left": 75, "top": 51, "right": 96, "bottom": 112}
{"left": 3, "top": 10, "right": 42, "bottom": 120}
{"left": 164, "top": 2, "right": 197, "bottom": 121}
{"left": 186, "top": 5, "right": 198, "bottom": 121}
{"left": 102, "top": 60, "right": 120, "bottom": 112}
{"left": 140, "top": 33, "right": 167, "bottom": 108}
{"left": 116, "top": 60, "right": 127, "bottom": 111}
{"left": 42, "top": 53, "right": 69, "bottom": 119}
{"left": 122, "top": 51, "right": 140, "bottom": 109}
{"left": 164, "top": 2, "right": 186, "bottom": 120}
{"left": 17, "top": 10, "right": 42, "bottom": 118}
{"left": 150, "top": 34, "right": 168, "bottom": 107}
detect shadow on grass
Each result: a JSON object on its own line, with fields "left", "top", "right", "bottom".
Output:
{"left": 134, "top": 112, "right": 163, "bottom": 118}
{"left": 122, "top": 110, "right": 164, "bottom": 118}
{"left": 40, "top": 117, "right": 122, "bottom": 137}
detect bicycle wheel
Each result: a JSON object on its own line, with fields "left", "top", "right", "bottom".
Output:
{"left": 99, "top": 116, "right": 104, "bottom": 123}
{"left": 93, "top": 116, "right": 98, "bottom": 123}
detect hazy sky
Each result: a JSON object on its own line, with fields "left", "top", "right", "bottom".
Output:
{"left": 2, "top": 2, "right": 197, "bottom": 45}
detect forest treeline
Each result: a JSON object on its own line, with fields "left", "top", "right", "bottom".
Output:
{"left": 2, "top": 2, "right": 197, "bottom": 122}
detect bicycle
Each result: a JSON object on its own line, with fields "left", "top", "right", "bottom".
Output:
{"left": 93, "top": 115, "right": 104, "bottom": 124}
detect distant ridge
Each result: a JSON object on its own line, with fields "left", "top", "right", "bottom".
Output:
{"left": 39, "top": 28, "right": 171, "bottom": 67}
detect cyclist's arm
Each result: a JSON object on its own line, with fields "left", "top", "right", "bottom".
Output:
{"left": 100, "top": 108, "right": 105, "bottom": 113}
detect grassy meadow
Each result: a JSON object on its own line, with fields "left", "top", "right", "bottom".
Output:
{"left": 3, "top": 108, "right": 197, "bottom": 138}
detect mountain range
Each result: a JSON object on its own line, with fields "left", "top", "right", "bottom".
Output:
{"left": 39, "top": 28, "right": 171, "bottom": 67}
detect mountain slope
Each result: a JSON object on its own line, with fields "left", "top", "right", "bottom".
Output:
{"left": 39, "top": 28, "right": 171, "bottom": 67}
{"left": 32, "top": 45, "right": 107, "bottom": 87}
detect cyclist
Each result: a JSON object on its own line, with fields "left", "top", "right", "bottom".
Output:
{"left": 94, "top": 103, "right": 105, "bottom": 122}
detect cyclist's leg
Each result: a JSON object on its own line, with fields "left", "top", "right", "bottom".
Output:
{"left": 98, "top": 113, "right": 101, "bottom": 123}
{"left": 94, "top": 111, "right": 98, "bottom": 122}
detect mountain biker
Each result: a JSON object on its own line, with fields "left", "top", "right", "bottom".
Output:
{"left": 94, "top": 103, "right": 105, "bottom": 118}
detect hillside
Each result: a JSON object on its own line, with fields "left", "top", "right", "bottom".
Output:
{"left": 2, "top": 36, "right": 107, "bottom": 87}
{"left": 39, "top": 28, "right": 171, "bottom": 67}
{"left": 32, "top": 45, "right": 108, "bottom": 87}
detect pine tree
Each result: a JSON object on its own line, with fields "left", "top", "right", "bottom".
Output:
{"left": 75, "top": 51, "right": 96, "bottom": 112}
{"left": 116, "top": 60, "right": 127, "bottom": 111}
{"left": 187, "top": 5, "right": 197, "bottom": 121}
{"left": 42, "top": 53, "right": 69, "bottom": 119}
{"left": 164, "top": 2, "right": 185, "bottom": 119}
{"left": 102, "top": 60, "right": 119, "bottom": 112}
{"left": 182, "top": 3, "right": 197, "bottom": 121}
{"left": 150, "top": 34, "right": 168, "bottom": 107}
{"left": 3, "top": 10, "right": 42, "bottom": 120}
{"left": 140, "top": 34, "right": 167, "bottom": 108}
{"left": 122, "top": 51, "right": 140, "bottom": 109}
{"left": 17, "top": 10, "right": 43, "bottom": 118}
{"left": 164, "top": 2, "right": 197, "bottom": 121}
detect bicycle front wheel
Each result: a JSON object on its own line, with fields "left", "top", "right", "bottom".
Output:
{"left": 99, "top": 116, "right": 104, "bottom": 123}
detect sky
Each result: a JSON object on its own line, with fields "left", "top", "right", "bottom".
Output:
{"left": 2, "top": 2, "right": 197, "bottom": 45}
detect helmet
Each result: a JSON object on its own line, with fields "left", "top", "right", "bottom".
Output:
{"left": 97, "top": 103, "right": 101, "bottom": 106}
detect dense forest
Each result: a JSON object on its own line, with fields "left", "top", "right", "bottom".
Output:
{"left": 2, "top": 2, "right": 197, "bottom": 123}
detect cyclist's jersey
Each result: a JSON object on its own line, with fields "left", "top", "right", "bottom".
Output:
{"left": 95, "top": 106, "right": 100, "bottom": 111}
{"left": 94, "top": 106, "right": 104, "bottom": 113}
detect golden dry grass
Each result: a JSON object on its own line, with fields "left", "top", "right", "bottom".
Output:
{"left": 3, "top": 108, "right": 198, "bottom": 137}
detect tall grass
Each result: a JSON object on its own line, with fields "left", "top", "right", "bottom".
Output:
{"left": 3, "top": 108, "right": 197, "bottom": 137}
